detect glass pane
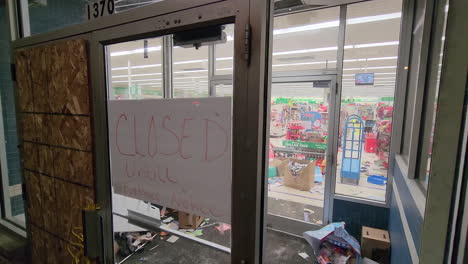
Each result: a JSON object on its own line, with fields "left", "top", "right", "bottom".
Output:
{"left": 26, "top": 0, "right": 172, "bottom": 36}
{"left": 215, "top": 24, "right": 234, "bottom": 75}
{"left": 268, "top": 81, "right": 331, "bottom": 225}
{"left": 215, "top": 84, "right": 233, "bottom": 97}
{"left": 173, "top": 45, "right": 209, "bottom": 97}
{"left": 0, "top": 1, "right": 25, "bottom": 226}
{"left": 335, "top": 0, "right": 403, "bottom": 202}
{"left": 108, "top": 38, "right": 163, "bottom": 99}
{"left": 272, "top": 7, "right": 340, "bottom": 72}
{"left": 422, "top": 2, "right": 449, "bottom": 188}
{"left": 106, "top": 30, "right": 232, "bottom": 263}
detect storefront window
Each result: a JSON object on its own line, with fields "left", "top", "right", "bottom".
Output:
{"left": 108, "top": 37, "right": 163, "bottom": 99}
{"left": 419, "top": 2, "right": 449, "bottom": 188}
{"left": 335, "top": 0, "right": 402, "bottom": 202}
{"left": 24, "top": 0, "right": 173, "bottom": 36}
{"left": 0, "top": 0, "right": 25, "bottom": 227}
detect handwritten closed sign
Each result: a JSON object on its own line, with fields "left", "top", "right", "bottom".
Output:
{"left": 109, "top": 98, "right": 232, "bottom": 223}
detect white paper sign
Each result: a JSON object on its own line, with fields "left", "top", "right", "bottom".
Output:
{"left": 109, "top": 98, "right": 232, "bottom": 223}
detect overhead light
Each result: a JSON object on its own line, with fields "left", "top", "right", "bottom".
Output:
{"left": 111, "top": 46, "right": 161, "bottom": 57}
{"left": 113, "top": 78, "right": 161, "bottom": 83}
{"left": 342, "top": 72, "right": 396, "bottom": 76}
{"left": 112, "top": 72, "right": 162, "bottom": 78}
{"left": 110, "top": 12, "right": 401, "bottom": 57}
{"left": 274, "top": 41, "right": 398, "bottom": 57}
{"left": 174, "top": 59, "right": 206, "bottom": 65}
{"left": 343, "top": 66, "right": 397, "bottom": 71}
{"left": 174, "top": 76, "right": 208, "bottom": 80}
{"left": 273, "top": 46, "right": 338, "bottom": 56}
{"left": 273, "top": 21, "right": 339, "bottom": 35}
{"left": 272, "top": 61, "right": 326, "bottom": 67}
{"left": 273, "top": 12, "right": 401, "bottom": 36}
{"left": 347, "top": 13, "right": 401, "bottom": 24}
{"left": 348, "top": 41, "right": 399, "bottom": 49}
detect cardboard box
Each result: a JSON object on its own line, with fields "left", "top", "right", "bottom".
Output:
{"left": 361, "top": 226, "right": 390, "bottom": 260}
{"left": 278, "top": 158, "right": 315, "bottom": 191}
{"left": 178, "top": 211, "right": 204, "bottom": 229}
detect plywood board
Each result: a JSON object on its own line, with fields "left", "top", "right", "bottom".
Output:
{"left": 37, "top": 145, "right": 54, "bottom": 176}
{"left": 42, "top": 230, "right": 60, "bottom": 264}
{"left": 40, "top": 175, "right": 57, "bottom": 235}
{"left": 30, "top": 46, "right": 50, "bottom": 113}
{"left": 33, "top": 114, "right": 51, "bottom": 144}
{"left": 15, "top": 50, "right": 33, "bottom": 112}
{"left": 22, "top": 142, "right": 37, "bottom": 170}
{"left": 24, "top": 171, "right": 43, "bottom": 228}
{"left": 50, "top": 115, "right": 92, "bottom": 151}
{"left": 30, "top": 226, "right": 46, "bottom": 264}
{"left": 20, "top": 113, "right": 36, "bottom": 142}
{"left": 55, "top": 180, "right": 95, "bottom": 242}
{"left": 49, "top": 40, "right": 90, "bottom": 114}
{"left": 53, "top": 148, "right": 93, "bottom": 187}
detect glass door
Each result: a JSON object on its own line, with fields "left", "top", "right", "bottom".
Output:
{"left": 105, "top": 27, "right": 234, "bottom": 263}
{"left": 266, "top": 74, "right": 337, "bottom": 235}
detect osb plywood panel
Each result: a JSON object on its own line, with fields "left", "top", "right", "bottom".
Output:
{"left": 40, "top": 175, "right": 57, "bottom": 235}
{"left": 49, "top": 40, "right": 90, "bottom": 115}
{"left": 22, "top": 142, "right": 37, "bottom": 170}
{"left": 56, "top": 180, "right": 95, "bottom": 242}
{"left": 33, "top": 114, "right": 50, "bottom": 144}
{"left": 30, "top": 46, "right": 50, "bottom": 113}
{"left": 30, "top": 226, "right": 46, "bottom": 264}
{"left": 15, "top": 50, "right": 33, "bottom": 112}
{"left": 50, "top": 115, "right": 92, "bottom": 151}
{"left": 53, "top": 148, "right": 93, "bottom": 187}
{"left": 42, "top": 230, "right": 60, "bottom": 264}
{"left": 37, "top": 145, "right": 54, "bottom": 176}
{"left": 20, "top": 113, "right": 36, "bottom": 142}
{"left": 24, "top": 171, "right": 42, "bottom": 228}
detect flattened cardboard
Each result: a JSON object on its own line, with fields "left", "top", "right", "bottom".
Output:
{"left": 278, "top": 158, "right": 315, "bottom": 191}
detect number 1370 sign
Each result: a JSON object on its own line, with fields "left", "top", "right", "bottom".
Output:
{"left": 87, "top": 0, "right": 115, "bottom": 20}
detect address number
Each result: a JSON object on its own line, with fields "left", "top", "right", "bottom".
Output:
{"left": 87, "top": 0, "right": 115, "bottom": 20}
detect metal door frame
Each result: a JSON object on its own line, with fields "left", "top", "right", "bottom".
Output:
{"left": 90, "top": 1, "right": 273, "bottom": 263}
{"left": 11, "top": 0, "right": 273, "bottom": 263}
{"left": 213, "top": 71, "right": 339, "bottom": 236}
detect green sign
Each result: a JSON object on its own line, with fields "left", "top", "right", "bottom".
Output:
{"left": 282, "top": 140, "right": 327, "bottom": 150}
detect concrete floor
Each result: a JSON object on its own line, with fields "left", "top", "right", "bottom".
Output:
{"left": 115, "top": 228, "right": 313, "bottom": 264}
{"left": 0, "top": 225, "right": 26, "bottom": 264}
{"left": 268, "top": 140, "right": 388, "bottom": 223}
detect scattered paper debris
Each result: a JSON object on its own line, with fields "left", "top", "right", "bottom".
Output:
{"left": 139, "top": 257, "right": 148, "bottom": 261}
{"left": 216, "top": 223, "right": 231, "bottom": 234}
{"left": 298, "top": 252, "right": 309, "bottom": 259}
{"left": 150, "top": 245, "right": 159, "bottom": 251}
{"left": 167, "top": 235, "right": 179, "bottom": 243}
{"left": 186, "top": 229, "right": 203, "bottom": 237}
{"left": 167, "top": 221, "right": 179, "bottom": 230}
{"left": 162, "top": 217, "right": 174, "bottom": 223}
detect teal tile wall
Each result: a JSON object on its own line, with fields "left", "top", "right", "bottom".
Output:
{"left": 29, "top": 0, "right": 88, "bottom": 35}
{"left": 0, "top": 3, "right": 24, "bottom": 216}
